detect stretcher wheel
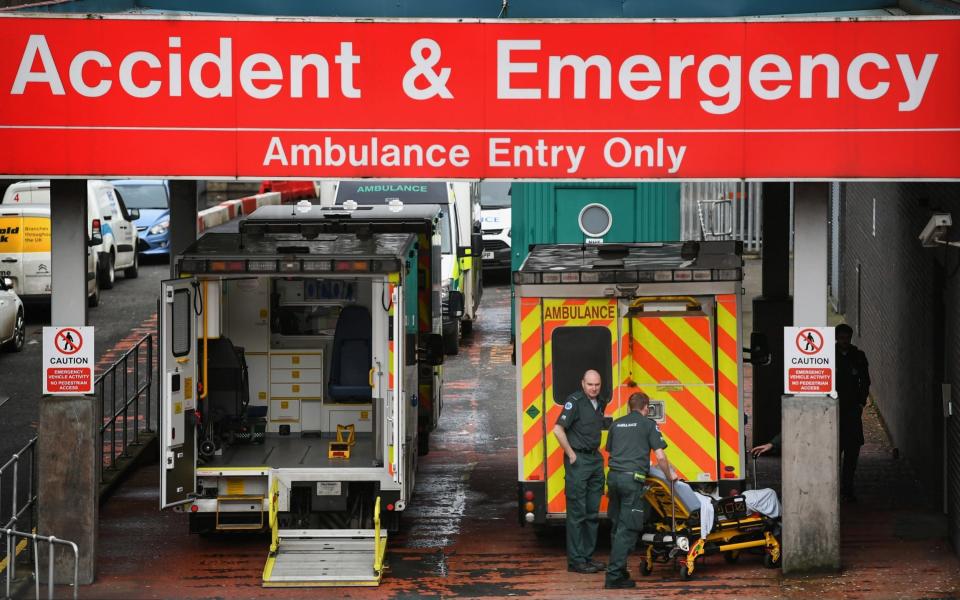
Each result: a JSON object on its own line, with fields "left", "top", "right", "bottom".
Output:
{"left": 763, "top": 553, "right": 781, "bottom": 569}
{"left": 723, "top": 551, "right": 740, "bottom": 564}
{"left": 679, "top": 564, "right": 692, "bottom": 580}
{"left": 640, "top": 561, "right": 653, "bottom": 576}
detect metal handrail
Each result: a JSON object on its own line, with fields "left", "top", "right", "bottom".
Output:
{"left": 0, "top": 436, "right": 38, "bottom": 588}
{"left": 94, "top": 334, "right": 154, "bottom": 482}
{"left": 2, "top": 528, "right": 78, "bottom": 600}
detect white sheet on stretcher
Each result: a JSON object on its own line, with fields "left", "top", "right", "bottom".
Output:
{"left": 648, "top": 467, "right": 781, "bottom": 539}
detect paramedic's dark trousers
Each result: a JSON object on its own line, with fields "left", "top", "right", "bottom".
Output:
{"left": 605, "top": 470, "right": 646, "bottom": 582}
{"left": 564, "top": 451, "right": 604, "bottom": 566}
{"left": 841, "top": 443, "right": 861, "bottom": 496}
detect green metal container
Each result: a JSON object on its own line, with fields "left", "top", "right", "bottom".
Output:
{"left": 510, "top": 182, "right": 682, "bottom": 272}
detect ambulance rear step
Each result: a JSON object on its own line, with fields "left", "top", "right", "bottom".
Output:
{"left": 262, "top": 529, "right": 387, "bottom": 587}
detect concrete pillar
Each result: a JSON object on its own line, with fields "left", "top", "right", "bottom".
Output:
{"left": 752, "top": 183, "right": 793, "bottom": 445}
{"left": 168, "top": 180, "right": 199, "bottom": 277}
{"left": 38, "top": 397, "right": 98, "bottom": 584}
{"left": 41, "top": 179, "right": 97, "bottom": 584}
{"left": 782, "top": 181, "right": 839, "bottom": 574}
{"left": 782, "top": 395, "right": 840, "bottom": 573}
{"left": 793, "top": 182, "right": 829, "bottom": 325}
{"left": 50, "top": 179, "right": 88, "bottom": 326}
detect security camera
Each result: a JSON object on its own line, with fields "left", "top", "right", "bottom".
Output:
{"left": 919, "top": 212, "right": 953, "bottom": 247}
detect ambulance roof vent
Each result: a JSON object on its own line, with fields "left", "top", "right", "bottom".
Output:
{"left": 578, "top": 203, "right": 612, "bottom": 238}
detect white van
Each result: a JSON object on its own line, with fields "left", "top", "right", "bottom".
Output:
{"left": 328, "top": 180, "right": 483, "bottom": 354}
{"left": 0, "top": 204, "right": 101, "bottom": 306}
{"left": 3, "top": 180, "right": 140, "bottom": 288}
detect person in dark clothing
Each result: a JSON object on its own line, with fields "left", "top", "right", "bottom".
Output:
{"left": 835, "top": 323, "right": 870, "bottom": 502}
{"left": 603, "top": 392, "right": 675, "bottom": 589}
{"left": 553, "top": 369, "right": 608, "bottom": 574}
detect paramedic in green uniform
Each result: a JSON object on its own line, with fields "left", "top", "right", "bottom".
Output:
{"left": 604, "top": 392, "right": 676, "bottom": 589}
{"left": 553, "top": 369, "right": 608, "bottom": 574}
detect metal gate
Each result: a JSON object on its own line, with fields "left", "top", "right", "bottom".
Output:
{"left": 681, "top": 182, "right": 763, "bottom": 253}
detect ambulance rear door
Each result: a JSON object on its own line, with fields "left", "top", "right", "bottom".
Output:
{"left": 160, "top": 278, "right": 198, "bottom": 508}
{"left": 622, "top": 296, "right": 729, "bottom": 482}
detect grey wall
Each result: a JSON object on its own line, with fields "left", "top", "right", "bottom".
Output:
{"left": 841, "top": 182, "right": 960, "bottom": 544}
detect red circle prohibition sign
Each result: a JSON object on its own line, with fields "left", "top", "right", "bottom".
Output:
{"left": 55, "top": 328, "right": 83, "bottom": 355}
{"left": 795, "top": 328, "right": 823, "bottom": 356}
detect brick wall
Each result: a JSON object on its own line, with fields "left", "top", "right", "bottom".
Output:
{"left": 842, "top": 182, "right": 960, "bottom": 543}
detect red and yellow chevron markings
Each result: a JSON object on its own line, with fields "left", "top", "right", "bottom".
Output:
{"left": 519, "top": 297, "right": 545, "bottom": 483}
{"left": 539, "top": 298, "right": 619, "bottom": 514}
{"left": 715, "top": 294, "right": 742, "bottom": 479}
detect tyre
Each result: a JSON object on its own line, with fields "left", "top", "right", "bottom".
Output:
{"left": 724, "top": 550, "right": 740, "bottom": 564}
{"left": 461, "top": 318, "right": 473, "bottom": 335}
{"left": 763, "top": 553, "right": 781, "bottom": 569}
{"left": 99, "top": 252, "right": 115, "bottom": 289}
{"left": 124, "top": 251, "right": 139, "bottom": 279}
{"left": 640, "top": 560, "right": 653, "bottom": 576}
{"left": 418, "top": 431, "right": 430, "bottom": 456}
{"left": 679, "top": 564, "right": 692, "bottom": 580}
{"left": 3, "top": 309, "right": 25, "bottom": 352}
{"left": 88, "top": 278, "right": 100, "bottom": 307}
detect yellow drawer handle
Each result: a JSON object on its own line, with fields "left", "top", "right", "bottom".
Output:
{"left": 369, "top": 368, "right": 374, "bottom": 386}
{"left": 292, "top": 370, "right": 300, "bottom": 379}
{"left": 292, "top": 384, "right": 300, "bottom": 393}
{"left": 292, "top": 356, "right": 300, "bottom": 365}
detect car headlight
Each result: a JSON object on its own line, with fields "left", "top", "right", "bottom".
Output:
{"left": 149, "top": 220, "right": 170, "bottom": 235}
{"left": 440, "top": 280, "right": 450, "bottom": 302}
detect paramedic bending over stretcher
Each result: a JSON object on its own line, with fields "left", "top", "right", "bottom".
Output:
{"left": 603, "top": 392, "right": 676, "bottom": 589}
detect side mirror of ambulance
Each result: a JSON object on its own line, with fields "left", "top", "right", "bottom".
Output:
{"left": 471, "top": 231, "right": 483, "bottom": 257}
{"left": 448, "top": 290, "right": 465, "bottom": 318}
{"left": 0, "top": 277, "right": 12, "bottom": 290}
{"left": 421, "top": 333, "right": 445, "bottom": 366}
{"left": 128, "top": 207, "right": 141, "bottom": 220}
{"left": 747, "top": 332, "right": 771, "bottom": 366}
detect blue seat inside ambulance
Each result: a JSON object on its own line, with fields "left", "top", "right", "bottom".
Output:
{"left": 328, "top": 304, "right": 373, "bottom": 402}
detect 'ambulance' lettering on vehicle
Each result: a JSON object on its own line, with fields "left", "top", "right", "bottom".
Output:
{"left": 543, "top": 304, "right": 616, "bottom": 321}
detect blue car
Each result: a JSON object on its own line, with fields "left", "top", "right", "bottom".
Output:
{"left": 111, "top": 180, "right": 170, "bottom": 256}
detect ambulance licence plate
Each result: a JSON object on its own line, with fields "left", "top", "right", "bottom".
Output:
{"left": 482, "top": 251, "right": 493, "bottom": 260}
{"left": 317, "top": 482, "right": 342, "bottom": 496}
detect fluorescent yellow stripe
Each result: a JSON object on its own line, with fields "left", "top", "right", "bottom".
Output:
{"left": 716, "top": 302, "right": 740, "bottom": 387}
{"left": 521, "top": 348, "right": 541, "bottom": 390}
{"left": 524, "top": 440, "right": 543, "bottom": 478}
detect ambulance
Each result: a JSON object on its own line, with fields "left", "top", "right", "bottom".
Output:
{"left": 160, "top": 203, "right": 444, "bottom": 586}
{"left": 514, "top": 240, "right": 752, "bottom": 527}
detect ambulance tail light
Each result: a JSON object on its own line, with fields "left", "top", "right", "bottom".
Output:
{"left": 580, "top": 272, "right": 600, "bottom": 283}
{"left": 303, "top": 259, "right": 333, "bottom": 272}
{"left": 247, "top": 259, "right": 277, "bottom": 272}
{"left": 335, "top": 260, "right": 369, "bottom": 272}
{"left": 692, "top": 269, "right": 713, "bottom": 281}
{"left": 541, "top": 273, "right": 561, "bottom": 284}
{"left": 209, "top": 260, "right": 245, "bottom": 273}
{"left": 654, "top": 270, "right": 673, "bottom": 282}
{"left": 673, "top": 270, "right": 693, "bottom": 281}
{"left": 514, "top": 272, "right": 537, "bottom": 284}
{"left": 560, "top": 272, "right": 579, "bottom": 283}
{"left": 179, "top": 258, "right": 206, "bottom": 273}
{"left": 714, "top": 268, "right": 741, "bottom": 281}
{"left": 279, "top": 259, "right": 301, "bottom": 273}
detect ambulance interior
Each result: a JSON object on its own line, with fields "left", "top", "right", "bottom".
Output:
{"left": 195, "top": 273, "right": 394, "bottom": 471}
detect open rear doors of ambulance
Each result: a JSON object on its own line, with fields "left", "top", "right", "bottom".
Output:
{"left": 160, "top": 278, "right": 198, "bottom": 509}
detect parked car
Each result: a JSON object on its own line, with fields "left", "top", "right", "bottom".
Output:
{"left": 479, "top": 182, "right": 511, "bottom": 270}
{"left": 3, "top": 180, "right": 140, "bottom": 289}
{"left": 0, "top": 277, "right": 25, "bottom": 352}
{"left": 111, "top": 179, "right": 170, "bottom": 256}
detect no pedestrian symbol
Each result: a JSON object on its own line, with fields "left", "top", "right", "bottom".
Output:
{"left": 43, "top": 326, "right": 94, "bottom": 395}
{"left": 55, "top": 328, "right": 83, "bottom": 355}
{"left": 784, "top": 326, "right": 835, "bottom": 397}
{"left": 795, "top": 328, "right": 823, "bottom": 356}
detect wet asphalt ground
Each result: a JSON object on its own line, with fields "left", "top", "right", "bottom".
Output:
{"left": 10, "top": 267, "right": 960, "bottom": 598}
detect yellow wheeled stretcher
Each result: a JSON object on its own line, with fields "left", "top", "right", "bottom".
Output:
{"left": 638, "top": 468, "right": 782, "bottom": 579}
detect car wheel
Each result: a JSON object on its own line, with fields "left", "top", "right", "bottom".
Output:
{"left": 88, "top": 278, "right": 100, "bottom": 307}
{"left": 100, "top": 253, "right": 115, "bottom": 289}
{"left": 461, "top": 318, "right": 473, "bottom": 335}
{"left": 124, "top": 251, "right": 139, "bottom": 279}
{"left": 4, "top": 309, "right": 25, "bottom": 352}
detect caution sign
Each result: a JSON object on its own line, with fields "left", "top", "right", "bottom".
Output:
{"left": 784, "top": 326, "right": 835, "bottom": 396}
{"left": 43, "top": 326, "right": 94, "bottom": 395}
